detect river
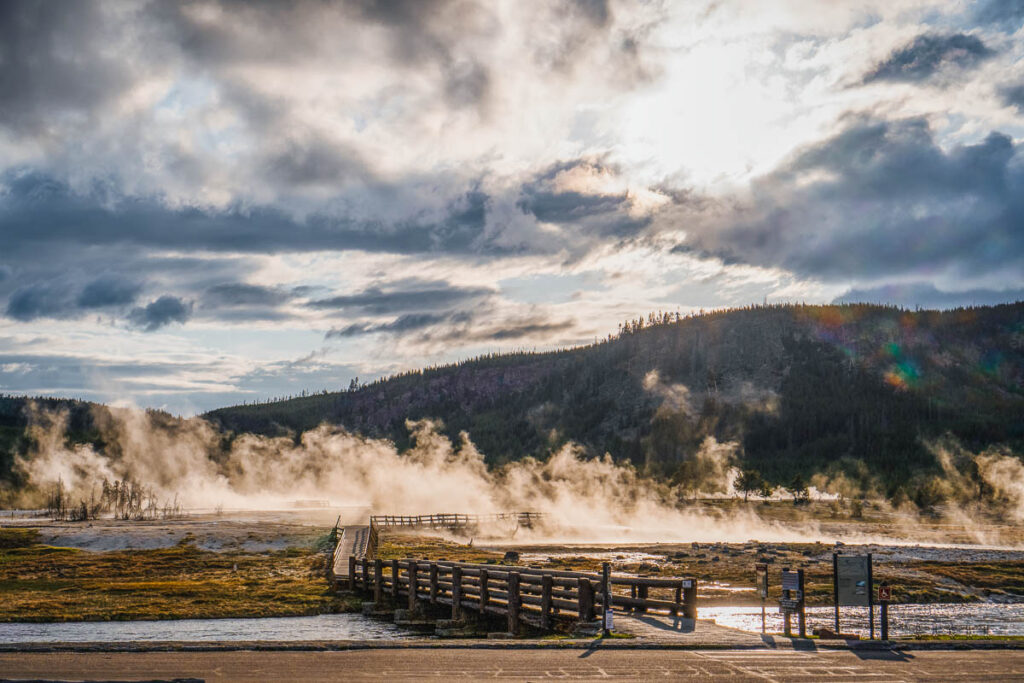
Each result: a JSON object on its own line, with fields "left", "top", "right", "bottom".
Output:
{"left": 0, "top": 614, "right": 408, "bottom": 643}
{"left": 702, "top": 603, "right": 1024, "bottom": 638}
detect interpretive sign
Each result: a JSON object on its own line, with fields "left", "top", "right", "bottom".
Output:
{"left": 835, "top": 554, "right": 871, "bottom": 607}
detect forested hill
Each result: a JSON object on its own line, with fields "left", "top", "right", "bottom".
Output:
{"left": 206, "top": 303, "right": 1024, "bottom": 495}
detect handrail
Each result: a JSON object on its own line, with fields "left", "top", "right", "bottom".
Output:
{"left": 345, "top": 557, "right": 697, "bottom": 634}
{"left": 369, "top": 511, "right": 543, "bottom": 530}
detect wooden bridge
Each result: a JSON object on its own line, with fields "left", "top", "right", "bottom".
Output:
{"left": 343, "top": 556, "right": 697, "bottom": 635}
{"left": 369, "top": 512, "right": 542, "bottom": 532}
{"left": 330, "top": 512, "right": 541, "bottom": 583}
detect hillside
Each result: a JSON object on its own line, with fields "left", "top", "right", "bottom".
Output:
{"left": 204, "top": 303, "right": 1024, "bottom": 497}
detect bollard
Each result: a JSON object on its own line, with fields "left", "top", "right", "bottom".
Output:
{"left": 407, "top": 562, "right": 418, "bottom": 613}
{"left": 540, "top": 574, "right": 553, "bottom": 631}
{"left": 508, "top": 571, "right": 521, "bottom": 635}
{"left": 479, "top": 569, "right": 490, "bottom": 610}
{"left": 451, "top": 565, "right": 463, "bottom": 620}
{"left": 578, "top": 578, "right": 595, "bottom": 621}
{"left": 682, "top": 578, "right": 698, "bottom": 620}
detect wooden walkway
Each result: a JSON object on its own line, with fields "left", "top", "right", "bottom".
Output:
{"left": 331, "top": 525, "right": 374, "bottom": 580}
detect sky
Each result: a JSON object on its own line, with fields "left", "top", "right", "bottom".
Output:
{"left": 1, "top": 0, "right": 1023, "bottom": 414}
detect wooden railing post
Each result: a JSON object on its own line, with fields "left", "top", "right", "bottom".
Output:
{"left": 672, "top": 582, "right": 682, "bottom": 616}
{"left": 348, "top": 555, "right": 356, "bottom": 591}
{"left": 391, "top": 559, "right": 400, "bottom": 601}
{"left": 540, "top": 574, "right": 553, "bottom": 631}
{"left": 630, "top": 584, "right": 638, "bottom": 612}
{"left": 508, "top": 571, "right": 521, "bottom": 635}
{"left": 407, "top": 561, "right": 418, "bottom": 613}
{"left": 479, "top": 569, "right": 490, "bottom": 611}
{"left": 361, "top": 557, "right": 369, "bottom": 590}
{"left": 638, "top": 584, "right": 649, "bottom": 614}
{"left": 429, "top": 563, "right": 439, "bottom": 604}
{"left": 578, "top": 578, "right": 594, "bottom": 621}
{"left": 452, "top": 565, "right": 463, "bottom": 620}
{"left": 373, "top": 559, "right": 383, "bottom": 605}
{"left": 682, "top": 579, "right": 697, "bottom": 619}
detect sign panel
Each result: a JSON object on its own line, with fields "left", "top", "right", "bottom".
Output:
{"left": 755, "top": 563, "right": 768, "bottom": 599}
{"left": 604, "top": 609, "right": 614, "bottom": 630}
{"left": 836, "top": 555, "right": 871, "bottom": 606}
{"left": 781, "top": 569, "right": 800, "bottom": 591}
{"left": 878, "top": 584, "right": 891, "bottom": 602}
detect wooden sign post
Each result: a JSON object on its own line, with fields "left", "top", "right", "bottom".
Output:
{"left": 779, "top": 567, "right": 805, "bottom": 638}
{"left": 755, "top": 563, "right": 768, "bottom": 634}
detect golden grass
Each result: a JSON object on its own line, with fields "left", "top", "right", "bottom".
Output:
{"left": 0, "top": 529, "right": 356, "bottom": 622}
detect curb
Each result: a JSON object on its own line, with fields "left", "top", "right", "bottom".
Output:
{"left": 2, "top": 638, "right": 1023, "bottom": 653}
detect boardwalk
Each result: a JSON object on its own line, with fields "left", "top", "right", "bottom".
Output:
{"left": 331, "top": 525, "right": 372, "bottom": 580}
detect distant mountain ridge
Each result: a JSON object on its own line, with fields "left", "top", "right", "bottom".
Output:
{"left": 202, "top": 303, "right": 1024, "bottom": 495}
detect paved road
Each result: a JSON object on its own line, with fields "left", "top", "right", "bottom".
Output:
{"left": 3, "top": 648, "right": 1024, "bottom": 681}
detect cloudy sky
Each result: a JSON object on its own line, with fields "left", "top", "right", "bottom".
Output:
{"left": 1, "top": 0, "right": 1023, "bottom": 414}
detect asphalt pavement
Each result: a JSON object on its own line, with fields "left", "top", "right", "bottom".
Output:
{"left": 3, "top": 648, "right": 1024, "bottom": 681}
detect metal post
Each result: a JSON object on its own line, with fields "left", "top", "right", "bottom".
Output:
{"left": 797, "top": 569, "right": 806, "bottom": 639}
{"left": 601, "top": 562, "right": 612, "bottom": 636}
{"left": 868, "top": 553, "right": 874, "bottom": 640}
{"left": 832, "top": 553, "right": 840, "bottom": 634}
{"left": 880, "top": 601, "right": 889, "bottom": 640}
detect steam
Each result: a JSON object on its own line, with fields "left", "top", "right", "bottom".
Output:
{"left": 10, "top": 405, "right": 817, "bottom": 543}
{"left": 9, "top": 404, "right": 1023, "bottom": 546}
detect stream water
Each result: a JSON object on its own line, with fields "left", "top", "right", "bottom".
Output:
{"left": 0, "top": 614, "right": 408, "bottom": 643}
{"left": 702, "top": 603, "right": 1024, "bottom": 638}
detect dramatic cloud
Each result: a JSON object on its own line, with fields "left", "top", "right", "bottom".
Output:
{"left": 1000, "top": 82, "right": 1024, "bottom": 112}
{"left": 0, "top": 0, "right": 1022, "bottom": 412}
{"left": 128, "top": 296, "right": 193, "bottom": 332}
{"left": 76, "top": 276, "right": 142, "bottom": 309}
{"left": 834, "top": 282, "right": 1024, "bottom": 309}
{"left": 671, "top": 117, "right": 1024, "bottom": 283}
{"left": 862, "top": 33, "right": 994, "bottom": 84}
{"left": 309, "top": 279, "right": 492, "bottom": 315}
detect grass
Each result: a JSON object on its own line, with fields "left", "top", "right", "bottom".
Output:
{"left": 0, "top": 528, "right": 357, "bottom": 622}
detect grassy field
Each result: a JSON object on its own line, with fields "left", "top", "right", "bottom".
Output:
{"left": 0, "top": 528, "right": 357, "bottom": 622}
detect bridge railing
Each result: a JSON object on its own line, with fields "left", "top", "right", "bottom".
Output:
{"left": 369, "top": 512, "right": 543, "bottom": 530}
{"left": 346, "top": 556, "right": 696, "bottom": 634}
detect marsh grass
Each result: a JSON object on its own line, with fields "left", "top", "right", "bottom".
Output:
{"left": 0, "top": 528, "right": 357, "bottom": 622}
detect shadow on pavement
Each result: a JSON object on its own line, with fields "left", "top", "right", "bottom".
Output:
{"left": 627, "top": 615, "right": 697, "bottom": 633}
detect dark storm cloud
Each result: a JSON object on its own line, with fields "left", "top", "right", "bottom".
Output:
{"left": 517, "top": 159, "right": 651, "bottom": 237}
{"left": 261, "top": 139, "right": 370, "bottom": 188}
{"left": 833, "top": 282, "right": 1024, "bottom": 309}
{"left": 971, "top": 0, "right": 1024, "bottom": 28}
{"left": 5, "top": 283, "right": 72, "bottom": 321}
{"left": 325, "top": 312, "right": 453, "bottom": 338}
{"left": 1000, "top": 82, "right": 1024, "bottom": 112}
{"left": 128, "top": 296, "right": 193, "bottom": 332}
{"left": 0, "top": 171, "right": 495, "bottom": 256}
{"left": 204, "top": 283, "right": 290, "bottom": 307}
{"left": 0, "top": 1, "right": 143, "bottom": 134}
{"left": 672, "top": 117, "right": 1024, "bottom": 281}
{"left": 309, "top": 279, "right": 492, "bottom": 315}
{"left": 862, "top": 33, "right": 994, "bottom": 85}
{"left": 76, "top": 276, "right": 142, "bottom": 309}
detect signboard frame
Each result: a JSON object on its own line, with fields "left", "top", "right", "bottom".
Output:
{"left": 833, "top": 553, "right": 874, "bottom": 638}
